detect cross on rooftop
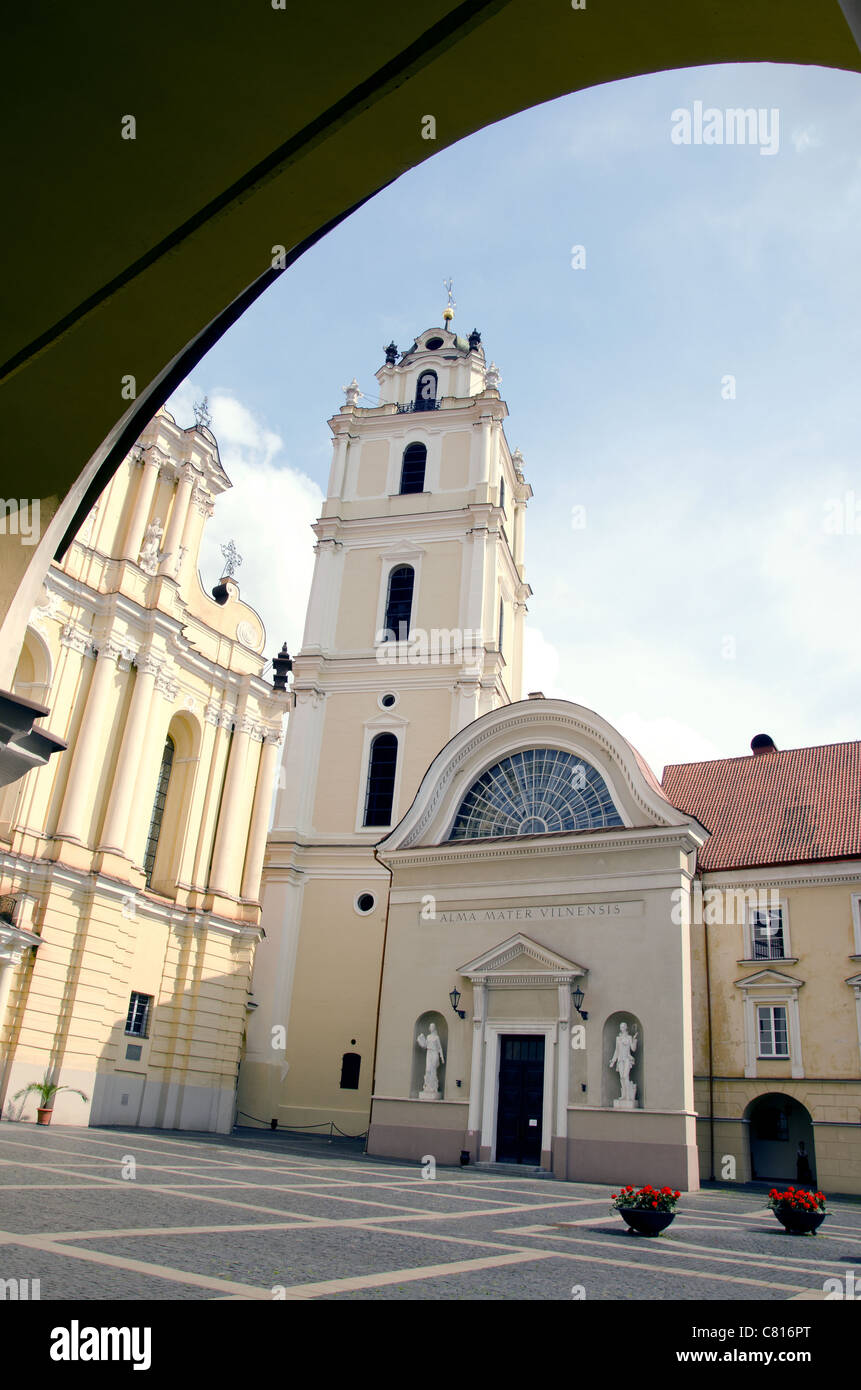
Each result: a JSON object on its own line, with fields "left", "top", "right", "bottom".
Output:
{"left": 220, "top": 540, "right": 242, "bottom": 577}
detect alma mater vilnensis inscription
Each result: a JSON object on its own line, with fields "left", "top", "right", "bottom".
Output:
{"left": 424, "top": 902, "right": 645, "bottom": 925}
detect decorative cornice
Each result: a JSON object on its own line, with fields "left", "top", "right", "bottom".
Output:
{"left": 59, "top": 621, "right": 94, "bottom": 657}
{"left": 203, "top": 704, "right": 235, "bottom": 730}
{"left": 385, "top": 825, "right": 702, "bottom": 869}
{"left": 702, "top": 863, "right": 861, "bottom": 890}
{"left": 28, "top": 590, "right": 65, "bottom": 632}
{"left": 154, "top": 669, "right": 179, "bottom": 702}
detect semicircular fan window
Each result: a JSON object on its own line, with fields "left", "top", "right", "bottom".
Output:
{"left": 448, "top": 748, "right": 624, "bottom": 841}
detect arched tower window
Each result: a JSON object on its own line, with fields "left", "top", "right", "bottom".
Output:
{"left": 448, "top": 748, "right": 624, "bottom": 840}
{"left": 399, "top": 443, "right": 427, "bottom": 494}
{"left": 499, "top": 475, "right": 506, "bottom": 514}
{"left": 143, "top": 734, "right": 175, "bottom": 885}
{"left": 414, "top": 371, "right": 437, "bottom": 411}
{"left": 383, "top": 565, "right": 414, "bottom": 642}
{"left": 364, "top": 732, "right": 398, "bottom": 826}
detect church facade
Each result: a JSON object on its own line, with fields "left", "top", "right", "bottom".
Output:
{"left": 367, "top": 699, "right": 706, "bottom": 1190}
{"left": 242, "top": 319, "right": 861, "bottom": 1194}
{"left": 0, "top": 407, "right": 285, "bottom": 1131}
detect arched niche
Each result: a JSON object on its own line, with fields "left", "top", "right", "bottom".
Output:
{"left": 0, "top": 627, "right": 56, "bottom": 836}
{"left": 602, "top": 1010, "right": 644, "bottom": 1109}
{"left": 12, "top": 626, "right": 53, "bottom": 707}
{"left": 411, "top": 1011, "right": 448, "bottom": 1100}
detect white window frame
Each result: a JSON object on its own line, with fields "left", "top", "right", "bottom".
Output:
{"left": 846, "top": 974, "right": 861, "bottom": 1065}
{"left": 125, "top": 991, "right": 152, "bottom": 1038}
{"left": 736, "top": 971, "right": 804, "bottom": 1079}
{"left": 756, "top": 1004, "right": 789, "bottom": 1059}
{"left": 354, "top": 714, "right": 407, "bottom": 834}
{"left": 851, "top": 894, "right": 861, "bottom": 957}
{"left": 744, "top": 896, "right": 791, "bottom": 961}
{"left": 373, "top": 544, "right": 425, "bottom": 652}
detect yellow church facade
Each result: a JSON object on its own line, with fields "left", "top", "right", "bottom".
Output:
{"left": 0, "top": 406, "right": 285, "bottom": 1131}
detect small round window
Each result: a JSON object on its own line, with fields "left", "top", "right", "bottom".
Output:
{"left": 355, "top": 893, "right": 375, "bottom": 915}
{"left": 381, "top": 693, "right": 396, "bottom": 708}
{"left": 425, "top": 336, "right": 444, "bottom": 350}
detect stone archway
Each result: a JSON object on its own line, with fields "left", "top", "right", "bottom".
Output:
{"left": 746, "top": 1092, "right": 816, "bottom": 1184}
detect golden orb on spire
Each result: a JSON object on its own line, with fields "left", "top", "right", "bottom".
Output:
{"left": 442, "top": 277, "right": 456, "bottom": 325}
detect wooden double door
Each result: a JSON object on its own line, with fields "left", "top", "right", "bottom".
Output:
{"left": 495, "top": 1035, "right": 545, "bottom": 1165}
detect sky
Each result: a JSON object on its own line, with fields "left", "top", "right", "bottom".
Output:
{"left": 166, "top": 60, "right": 861, "bottom": 778}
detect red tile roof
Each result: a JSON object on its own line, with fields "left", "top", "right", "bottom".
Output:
{"left": 661, "top": 741, "right": 861, "bottom": 871}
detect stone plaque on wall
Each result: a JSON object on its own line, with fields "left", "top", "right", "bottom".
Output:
{"left": 425, "top": 902, "right": 645, "bottom": 926}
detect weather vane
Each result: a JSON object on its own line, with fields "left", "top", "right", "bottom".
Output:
{"left": 220, "top": 540, "right": 243, "bottom": 578}
{"left": 443, "top": 278, "right": 456, "bottom": 326}
{"left": 193, "top": 396, "right": 212, "bottom": 430}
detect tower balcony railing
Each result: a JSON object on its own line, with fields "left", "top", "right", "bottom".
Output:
{"left": 395, "top": 399, "right": 440, "bottom": 414}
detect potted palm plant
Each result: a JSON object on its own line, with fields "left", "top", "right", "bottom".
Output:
{"left": 13, "top": 1075, "right": 89, "bottom": 1125}
{"left": 610, "top": 1184, "right": 681, "bottom": 1235}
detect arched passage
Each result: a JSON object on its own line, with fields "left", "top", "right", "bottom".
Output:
{"left": 745, "top": 1092, "right": 817, "bottom": 1185}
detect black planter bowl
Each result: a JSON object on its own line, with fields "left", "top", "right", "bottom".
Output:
{"left": 772, "top": 1208, "right": 826, "bottom": 1235}
{"left": 619, "top": 1208, "right": 676, "bottom": 1236}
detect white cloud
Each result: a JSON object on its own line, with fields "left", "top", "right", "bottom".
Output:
{"left": 613, "top": 712, "right": 723, "bottom": 780}
{"left": 165, "top": 382, "right": 322, "bottom": 661}
{"left": 791, "top": 126, "right": 821, "bottom": 154}
{"left": 522, "top": 626, "right": 562, "bottom": 698}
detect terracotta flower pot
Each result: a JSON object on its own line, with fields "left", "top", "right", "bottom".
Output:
{"left": 619, "top": 1208, "right": 675, "bottom": 1236}
{"left": 773, "top": 1207, "right": 825, "bottom": 1235}
{"left": 36, "top": 1106, "right": 53, "bottom": 1125}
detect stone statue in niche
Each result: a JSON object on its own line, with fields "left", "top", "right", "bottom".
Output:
{"left": 139, "top": 518, "right": 167, "bottom": 576}
{"left": 608, "top": 1020, "right": 639, "bottom": 1109}
{"left": 416, "top": 1022, "right": 445, "bottom": 1100}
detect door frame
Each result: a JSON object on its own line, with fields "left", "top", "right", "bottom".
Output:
{"left": 482, "top": 1022, "right": 556, "bottom": 1163}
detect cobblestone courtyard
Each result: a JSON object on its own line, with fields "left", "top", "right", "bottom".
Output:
{"left": 0, "top": 1124, "right": 859, "bottom": 1301}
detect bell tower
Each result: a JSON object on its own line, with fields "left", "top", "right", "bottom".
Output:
{"left": 239, "top": 318, "right": 532, "bottom": 1134}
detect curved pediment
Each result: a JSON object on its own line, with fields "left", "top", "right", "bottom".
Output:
{"left": 379, "top": 698, "right": 703, "bottom": 853}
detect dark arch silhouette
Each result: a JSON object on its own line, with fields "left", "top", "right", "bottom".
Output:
{"left": 3, "top": 2, "right": 860, "bottom": 696}
{"left": 745, "top": 1091, "right": 817, "bottom": 1184}
{"left": 414, "top": 371, "right": 438, "bottom": 411}
{"left": 364, "top": 733, "right": 398, "bottom": 826}
{"left": 383, "top": 565, "right": 415, "bottom": 642}
{"left": 400, "top": 443, "right": 427, "bottom": 493}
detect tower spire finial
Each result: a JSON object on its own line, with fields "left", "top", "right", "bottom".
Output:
{"left": 442, "top": 278, "right": 456, "bottom": 327}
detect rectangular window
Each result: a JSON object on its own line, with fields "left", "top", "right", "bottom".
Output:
{"left": 757, "top": 1004, "right": 789, "bottom": 1058}
{"left": 852, "top": 894, "right": 861, "bottom": 955}
{"left": 752, "top": 906, "right": 785, "bottom": 959}
{"left": 125, "top": 991, "right": 152, "bottom": 1038}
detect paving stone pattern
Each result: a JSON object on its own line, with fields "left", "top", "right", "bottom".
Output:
{"left": 0, "top": 1124, "right": 858, "bottom": 1301}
